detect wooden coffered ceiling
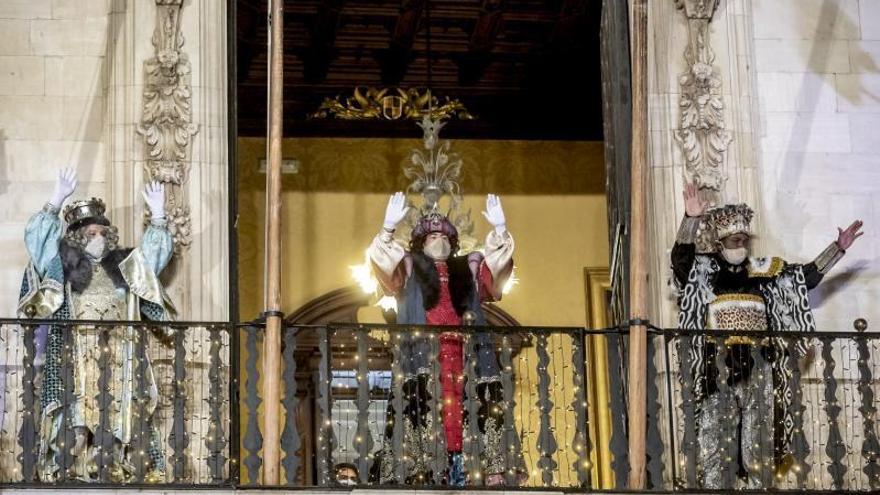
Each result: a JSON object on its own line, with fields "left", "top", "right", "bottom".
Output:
{"left": 236, "top": 0, "right": 603, "bottom": 140}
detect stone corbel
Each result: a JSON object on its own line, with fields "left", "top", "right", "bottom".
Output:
{"left": 137, "top": 0, "right": 200, "bottom": 252}
{"left": 673, "top": 0, "right": 732, "bottom": 192}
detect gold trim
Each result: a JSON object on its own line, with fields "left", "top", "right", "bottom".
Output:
{"left": 747, "top": 257, "right": 784, "bottom": 278}
{"left": 584, "top": 267, "right": 613, "bottom": 489}
{"left": 711, "top": 293, "right": 764, "bottom": 304}
{"left": 309, "top": 87, "right": 474, "bottom": 121}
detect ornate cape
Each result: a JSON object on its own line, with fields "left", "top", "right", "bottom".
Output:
{"left": 676, "top": 255, "right": 815, "bottom": 460}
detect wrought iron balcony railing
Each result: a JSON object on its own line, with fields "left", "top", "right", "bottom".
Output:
{"left": 0, "top": 318, "right": 231, "bottom": 487}
{"left": 645, "top": 326, "right": 880, "bottom": 492}
{"left": 237, "top": 322, "right": 612, "bottom": 488}
{"left": 1, "top": 317, "right": 878, "bottom": 492}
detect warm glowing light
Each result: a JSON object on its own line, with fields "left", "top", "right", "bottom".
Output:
{"left": 349, "top": 250, "right": 378, "bottom": 294}
{"left": 376, "top": 295, "right": 397, "bottom": 311}
{"left": 502, "top": 266, "right": 519, "bottom": 295}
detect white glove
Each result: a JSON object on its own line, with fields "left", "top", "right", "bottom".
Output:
{"left": 49, "top": 168, "right": 77, "bottom": 209}
{"left": 142, "top": 181, "right": 166, "bottom": 220}
{"left": 482, "top": 193, "right": 507, "bottom": 235}
{"left": 383, "top": 192, "right": 409, "bottom": 231}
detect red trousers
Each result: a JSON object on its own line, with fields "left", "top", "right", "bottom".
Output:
{"left": 438, "top": 332, "right": 464, "bottom": 451}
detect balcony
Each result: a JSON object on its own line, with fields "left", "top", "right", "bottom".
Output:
{"left": 0, "top": 318, "right": 877, "bottom": 493}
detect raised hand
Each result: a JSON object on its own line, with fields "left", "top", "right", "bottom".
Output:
{"left": 142, "top": 181, "right": 166, "bottom": 219}
{"left": 383, "top": 192, "right": 409, "bottom": 231}
{"left": 49, "top": 168, "right": 78, "bottom": 208}
{"left": 836, "top": 220, "right": 864, "bottom": 251}
{"left": 482, "top": 193, "right": 506, "bottom": 232}
{"left": 683, "top": 181, "right": 708, "bottom": 218}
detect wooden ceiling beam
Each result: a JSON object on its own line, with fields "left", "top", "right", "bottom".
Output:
{"left": 457, "top": 0, "right": 506, "bottom": 85}
{"left": 235, "top": 0, "right": 264, "bottom": 83}
{"left": 300, "top": 0, "right": 345, "bottom": 83}
{"left": 547, "top": 0, "right": 595, "bottom": 49}
{"left": 376, "top": 0, "right": 426, "bottom": 85}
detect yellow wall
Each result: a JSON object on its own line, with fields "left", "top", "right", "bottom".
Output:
{"left": 236, "top": 136, "right": 608, "bottom": 327}
{"left": 236, "top": 136, "right": 608, "bottom": 486}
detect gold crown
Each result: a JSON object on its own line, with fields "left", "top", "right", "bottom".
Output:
{"left": 63, "top": 197, "right": 108, "bottom": 227}
{"left": 706, "top": 203, "right": 754, "bottom": 240}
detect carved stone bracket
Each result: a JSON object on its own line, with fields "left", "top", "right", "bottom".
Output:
{"left": 673, "top": 0, "right": 731, "bottom": 192}
{"left": 138, "top": 0, "right": 200, "bottom": 252}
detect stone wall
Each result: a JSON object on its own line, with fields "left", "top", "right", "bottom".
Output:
{"left": 0, "top": 1, "right": 229, "bottom": 483}
{"left": 645, "top": 0, "right": 878, "bottom": 331}
{"left": 0, "top": 0, "right": 229, "bottom": 320}
{"left": 643, "top": 0, "right": 880, "bottom": 489}
{"left": 0, "top": 0, "right": 111, "bottom": 315}
{"left": 752, "top": 0, "right": 879, "bottom": 332}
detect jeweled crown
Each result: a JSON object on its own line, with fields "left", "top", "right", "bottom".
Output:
{"left": 706, "top": 203, "right": 754, "bottom": 240}
{"left": 63, "top": 197, "right": 108, "bottom": 229}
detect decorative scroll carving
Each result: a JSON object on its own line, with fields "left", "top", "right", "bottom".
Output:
{"left": 673, "top": 0, "right": 731, "bottom": 191}
{"left": 138, "top": 0, "right": 199, "bottom": 251}
{"left": 309, "top": 87, "right": 473, "bottom": 121}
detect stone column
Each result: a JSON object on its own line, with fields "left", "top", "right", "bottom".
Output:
{"left": 646, "top": 0, "right": 763, "bottom": 327}
{"left": 108, "top": 0, "right": 228, "bottom": 321}
{"left": 643, "top": 0, "right": 764, "bottom": 486}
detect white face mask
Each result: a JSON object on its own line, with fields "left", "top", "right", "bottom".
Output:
{"left": 720, "top": 246, "right": 748, "bottom": 266}
{"left": 423, "top": 236, "right": 451, "bottom": 260}
{"left": 84, "top": 236, "right": 107, "bottom": 260}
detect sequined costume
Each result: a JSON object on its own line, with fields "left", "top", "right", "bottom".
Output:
{"left": 367, "top": 215, "right": 521, "bottom": 486}
{"left": 18, "top": 202, "right": 175, "bottom": 482}
{"left": 671, "top": 205, "right": 844, "bottom": 489}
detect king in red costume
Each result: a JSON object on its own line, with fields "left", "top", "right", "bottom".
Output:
{"left": 368, "top": 193, "right": 518, "bottom": 486}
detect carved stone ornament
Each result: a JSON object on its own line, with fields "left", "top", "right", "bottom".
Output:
{"left": 674, "top": 0, "right": 732, "bottom": 191}
{"left": 137, "top": 0, "right": 199, "bottom": 251}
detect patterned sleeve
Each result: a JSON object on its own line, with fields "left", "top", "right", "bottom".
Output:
{"left": 139, "top": 221, "right": 174, "bottom": 275}
{"left": 24, "top": 207, "right": 62, "bottom": 277}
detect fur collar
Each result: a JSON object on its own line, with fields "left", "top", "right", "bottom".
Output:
{"left": 410, "top": 251, "right": 474, "bottom": 316}
{"left": 59, "top": 240, "right": 133, "bottom": 293}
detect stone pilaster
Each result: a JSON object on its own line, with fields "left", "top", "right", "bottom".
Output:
{"left": 107, "top": 0, "right": 228, "bottom": 320}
